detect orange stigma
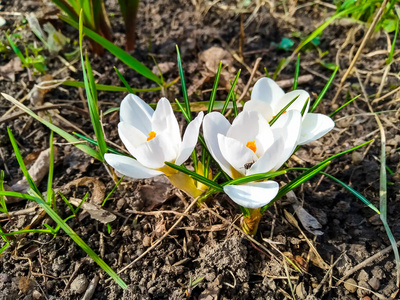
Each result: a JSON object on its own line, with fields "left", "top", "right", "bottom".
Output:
{"left": 147, "top": 131, "right": 156, "bottom": 141}
{"left": 272, "top": 110, "right": 287, "bottom": 119}
{"left": 246, "top": 140, "right": 257, "bottom": 153}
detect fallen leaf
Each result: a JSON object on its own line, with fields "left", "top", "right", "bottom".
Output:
{"left": 69, "top": 197, "right": 116, "bottom": 224}
{"left": 199, "top": 46, "right": 233, "bottom": 73}
{"left": 60, "top": 177, "right": 105, "bottom": 205}
{"left": 12, "top": 147, "right": 58, "bottom": 193}
{"left": 0, "top": 57, "right": 23, "bottom": 81}
{"left": 138, "top": 181, "right": 171, "bottom": 211}
{"left": 151, "top": 62, "right": 175, "bottom": 76}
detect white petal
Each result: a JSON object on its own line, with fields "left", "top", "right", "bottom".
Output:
{"left": 105, "top": 153, "right": 162, "bottom": 178}
{"left": 175, "top": 112, "right": 204, "bottom": 165}
{"left": 133, "top": 133, "right": 177, "bottom": 169}
{"left": 224, "top": 181, "right": 279, "bottom": 209}
{"left": 227, "top": 110, "right": 271, "bottom": 149}
{"left": 298, "top": 113, "right": 335, "bottom": 145}
{"left": 247, "top": 137, "right": 284, "bottom": 175}
{"left": 271, "top": 90, "right": 310, "bottom": 118}
{"left": 271, "top": 110, "right": 302, "bottom": 170}
{"left": 203, "top": 112, "right": 233, "bottom": 177}
{"left": 151, "top": 97, "right": 181, "bottom": 149}
{"left": 243, "top": 100, "right": 274, "bottom": 121}
{"left": 118, "top": 122, "right": 147, "bottom": 155}
{"left": 218, "top": 134, "right": 258, "bottom": 177}
{"left": 251, "top": 77, "right": 285, "bottom": 104}
{"left": 120, "top": 94, "right": 154, "bottom": 134}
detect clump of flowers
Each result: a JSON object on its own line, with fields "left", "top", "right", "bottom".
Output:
{"left": 106, "top": 76, "right": 337, "bottom": 235}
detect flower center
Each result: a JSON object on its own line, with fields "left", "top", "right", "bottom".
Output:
{"left": 147, "top": 131, "right": 156, "bottom": 141}
{"left": 246, "top": 140, "right": 257, "bottom": 153}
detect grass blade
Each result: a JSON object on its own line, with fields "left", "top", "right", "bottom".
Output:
{"left": 208, "top": 61, "right": 222, "bottom": 113}
{"left": 73, "top": 132, "right": 127, "bottom": 156}
{"left": 113, "top": 67, "right": 134, "bottom": 93}
{"left": 30, "top": 191, "right": 127, "bottom": 289}
{"left": 59, "top": 15, "right": 161, "bottom": 84}
{"left": 47, "top": 130, "right": 55, "bottom": 205}
{"left": 310, "top": 66, "right": 339, "bottom": 113}
{"left": 176, "top": 45, "right": 191, "bottom": 120}
{"left": 164, "top": 162, "right": 223, "bottom": 192}
{"left": 0, "top": 171, "right": 8, "bottom": 215}
{"left": 221, "top": 69, "right": 241, "bottom": 115}
{"left": 321, "top": 172, "right": 380, "bottom": 214}
{"left": 222, "top": 170, "right": 286, "bottom": 186}
{"left": 1, "top": 93, "right": 101, "bottom": 160}
{"left": 5, "top": 33, "right": 26, "bottom": 65}
{"left": 102, "top": 176, "right": 125, "bottom": 206}
{"left": 79, "top": 12, "right": 107, "bottom": 161}
{"left": 7, "top": 128, "right": 41, "bottom": 196}
{"left": 329, "top": 95, "right": 360, "bottom": 117}
{"left": 293, "top": 54, "right": 300, "bottom": 90}
{"left": 269, "top": 95, "right": 300, "bottom": 126}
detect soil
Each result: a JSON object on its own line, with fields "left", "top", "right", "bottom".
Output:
{"left": 0, "top": 0, "right": 400, "bottom": 299}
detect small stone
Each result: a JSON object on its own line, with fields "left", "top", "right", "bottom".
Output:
{"left": 368, "top": 277, "right": 380, "bottom": 291}
{"left": 142, "top": 235, "right": 151, "bottom": 247}
{"left": 371, "top": 266, "right": 384, "bottom": 280}
{"left": 0, "top": 17, "right": 6, "bottom": 27}
{"left": 70, "top": 274, "right": 88, "bottom": 294}
{"left": 344, "top": 278, "right": 357, "bottom": 293}
{"left": 357, "top": 269, "right": 369, "bottom": 282}
{"left": 32, "top": 290, "right": 42, "bottom": 300}
{"left": 361, "top": 297, "right": 371, "bottom": 300}
{"left": 352, "top": 151, "right": 363, "bottom": 165}
{"left": 296, "top": 282, "right": 307, "bottom": 299}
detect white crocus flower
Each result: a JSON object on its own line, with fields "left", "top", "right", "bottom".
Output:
{"left": 105, "top": 94, "right": 204, "bottom": 196}
{"left": 243, "top": 77, "right": 334, "bottom": 145}
{"left": 203, "top": 110, "right": 302, "bottom": 209}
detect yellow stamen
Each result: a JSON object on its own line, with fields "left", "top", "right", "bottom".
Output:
{"left": 147, "top": 131, "right": 156, "bottom": 141}
{"left": 246, "top": 140, "right": 257, "bottom": 153}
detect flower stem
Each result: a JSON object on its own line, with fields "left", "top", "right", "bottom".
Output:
{"left": 242, "top": 209, "right": 263, "bottom": 235}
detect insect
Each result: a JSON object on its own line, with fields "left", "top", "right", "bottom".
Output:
{"left": 244, "top": 161, "right": 255, "bottom": 170}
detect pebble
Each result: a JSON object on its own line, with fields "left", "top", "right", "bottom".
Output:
{"left": 357, "top": 269, "right": 369, "bottom": 282}
{"left": 368, "top": 277, "right": 380, "bottom": 291}
{"left": 371, "top": 266, "right": 384, "bottom": 280}
{"left": 32, "top": 290, "right": 42, "bottom": 300}
{"left": 0, "top": 17, "right": 6, "bottom": 27}
{"left": 344, "top": 278, "right": 357, "bottom": 293}
{"left": 70, "top": 274, "right": 89, "bottom": 294}
{"left": 142, "top": 235, "right": 151, "bottom": 247}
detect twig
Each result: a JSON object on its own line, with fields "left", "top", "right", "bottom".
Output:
{"left": 236, "top": 57, "right": 262, "bottom": 104}
{"left": 331, "top": 0, "right": 389, "bottom": 106}
{"left": 0, "top": 207, "right": 39, "bottom": 219}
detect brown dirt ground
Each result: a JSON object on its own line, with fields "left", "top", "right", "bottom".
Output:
{"left": 0, "top": 0, "right": 400, "bottom": 299}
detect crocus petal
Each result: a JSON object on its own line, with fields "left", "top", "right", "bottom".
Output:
{"left": 120, "top": 94, "right": 154, "bottom": 134}
{"left": 203, "top": 112, "right": 233, "bottom": 177}
{"left": 298, "top": 113, "right": 335, "bottom": 145}
{"left": 105, "top": 153, "right": 162, "bottom": 179}
{"left": 151, "top": 98, "right": 181, "bottom": 149}
{"left": 251, "top": 77, "right": 285, "bottom": 104}
{"left": 243, "top": 100, "right": 274, "bottom": 122}
{"left": 227, "top": 110, "right": 272, "bottom": 149}
{"left": 271, "top": 110, "right": 302, "bottom": 170}
{"left": 271, "top": 90, "right": 310, "bottom": 118}
{"left": 218, "top": 134, "right": 258, "bottom": 177}
{"left": 175, "top": 111, "right": 204, "bottom": 165}
{"left": 118, "top": 122, "right": 147, "bottom": 155}
{"left": 224, "top": 181, "right": 279, "bottom": 209}
{"left": 247, "top": 137, "right": 284, "bottom": 175}
{"left": 133, "top": 133, "right": 177, "bottom": 169}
